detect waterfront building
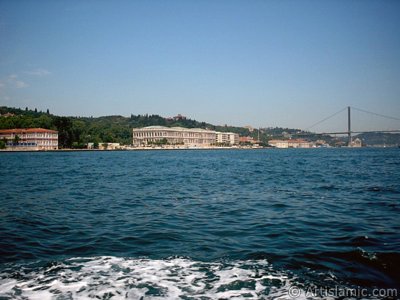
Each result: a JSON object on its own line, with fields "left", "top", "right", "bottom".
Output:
{"left": 0, "top": 128, "right": 58, "bottom": 150}
{"left": 268, "top": 139, "right": 312, "bottom": 148}
{"left": 315, "top": 139, "right": 329, "bottom": 147}
{"left": 87, "top": 142, "right": 122, "bottom": 150}
{"left": 350, "top": 138, "right": 363, "bottom": 148}
{"left": 100, "top": 142, "right": 121, "bottom": 150}
{"left": 216, "top": 132, "right": 239, "bottom": 145}
{"left": 132, "top": 126, "right": 216, "bottom": 147}
{"left": 239, "top": 136, "right": 257, "bottom": 144}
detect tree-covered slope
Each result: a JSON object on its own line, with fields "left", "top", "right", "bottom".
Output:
{"left": 0, "top": 106, "right": 259, "bottom": 148}
{"left": 1, "top": 106, "right": 359, "bottom": 148}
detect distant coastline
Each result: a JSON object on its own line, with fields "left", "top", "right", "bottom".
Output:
{"left": 1, "top": 106, "right": 400, "bottom": 150}
{"left": 1, "top": 145, "right": 398, "bottom": 153}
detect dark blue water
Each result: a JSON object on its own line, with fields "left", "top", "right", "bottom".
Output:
{"left": 0, "top": 149, "right": 399, "bottom": 299}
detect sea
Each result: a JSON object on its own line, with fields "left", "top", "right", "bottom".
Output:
{"left": 0, "top": 148, "right": 399, "bottom": 299}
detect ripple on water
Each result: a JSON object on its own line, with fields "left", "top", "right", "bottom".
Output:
{"left": 0, "top": 149, "right": 399, "bottom": 296}
{"left": 0, "top": 257, "right": 293, "bottom": 299}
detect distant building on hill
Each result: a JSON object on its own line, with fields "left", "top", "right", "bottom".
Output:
{"left": 0, "top": 112, "right": 15, "bottom": 117}
{"left": 132, "top": 126, "right": 216, "bottom": 147}
{"left": 173, "top": 114, "right": 187, "bottom": 121}
{"left": 0, "top": 128, "right": 58, "bottom": 150}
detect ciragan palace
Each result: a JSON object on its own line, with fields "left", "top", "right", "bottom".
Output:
{"left": 132, "top": 126, "right": 239, "bottom": 147}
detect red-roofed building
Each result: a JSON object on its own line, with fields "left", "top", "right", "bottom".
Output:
{"left": 239, "top": 136, "right": 258, "bottom": 144}
{"left": 0, "top": 128, "right": 58, "bottom": 150}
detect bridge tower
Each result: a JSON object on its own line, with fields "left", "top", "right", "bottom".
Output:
{"left": 347, "top": 106, "right": 352, "bottom": 147}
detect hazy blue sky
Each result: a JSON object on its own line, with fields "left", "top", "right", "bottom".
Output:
{"left": 1, "top": 0, "right": 399, "bottom": 132}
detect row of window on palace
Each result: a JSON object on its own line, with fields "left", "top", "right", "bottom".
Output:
{"left": 6, "top": 133, "right": 58, "bottom": 138}
{"left": 133, "top": 132, "right": 214, "bottom": 138}
{"left": 7, "top": 141, "right": 57, "bottom": 146}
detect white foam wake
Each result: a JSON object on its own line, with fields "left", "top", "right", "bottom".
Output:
{"left": 0, "top": 256, "right": 302, "bottom": 299}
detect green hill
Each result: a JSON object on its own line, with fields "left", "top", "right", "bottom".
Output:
{"left": 0, "top": 106, "right": 348, "bottom": 148}
{"left": 0, "top": 106, "right": 262, "bottom": 148}
{"left": 354, "top": 132, "right": 400, "bottom": 146}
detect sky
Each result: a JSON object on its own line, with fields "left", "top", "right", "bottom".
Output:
{"left": 0, "top": 0, "right": 400, "bottom": 132}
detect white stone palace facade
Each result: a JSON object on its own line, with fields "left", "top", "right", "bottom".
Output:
{"left": 268, "top": 139, "right": 312, "bottom": 148}
{"left": 0, "top": 128, "right": 58, "bottom": 150}
{"left": 132, "top": 126, "right": 217, "bottom": 147}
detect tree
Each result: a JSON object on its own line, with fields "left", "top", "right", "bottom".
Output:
{"left": 46, "top": 109, "right": 50, "bottom": 114}
{"left": 13, "top": 135, "right": 20, "bottom": 145}
{"left": 72, "top": 141, "right": 86, "bottom": 149}
{"left": 0, "top": 139, "right": 6, "bottom": 149}
{"left": 53, "top": 117, "right": 74, "bottom": 148}
{"left": 154, "top": 138, "right": 168, "bottom": 145}
{"left": 36, "top": 115, "right": 52, "bottom": 129}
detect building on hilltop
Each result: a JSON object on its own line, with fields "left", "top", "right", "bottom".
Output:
{"left": 173, "top": 114, "right": 187, "bottom": 121}
{"left": 132, "top": 126, "right": 216, "bottom": 147}
{"left": 0, "top": 112, "right": 15, "bottom": 117}
{"left": 0, "top": 128, "right": 58, "bottom": 150}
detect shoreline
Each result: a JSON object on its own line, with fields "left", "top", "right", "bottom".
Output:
{"left": 0, "top": 146, "right": 266, "bottom": 153}
{"left": 0, "top": 146, "right": 397, "bottom": 153}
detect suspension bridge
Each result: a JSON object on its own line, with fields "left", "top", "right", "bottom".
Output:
{"left": 299, "top": 106, "right": 400, "bottom": 146}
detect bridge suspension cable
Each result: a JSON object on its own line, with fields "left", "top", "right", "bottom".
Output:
{"left": 351, "top": 106, "right": 400, "bottom": 122}
{"left": 305, "top": 107, "right": 347, "bottom": 131}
